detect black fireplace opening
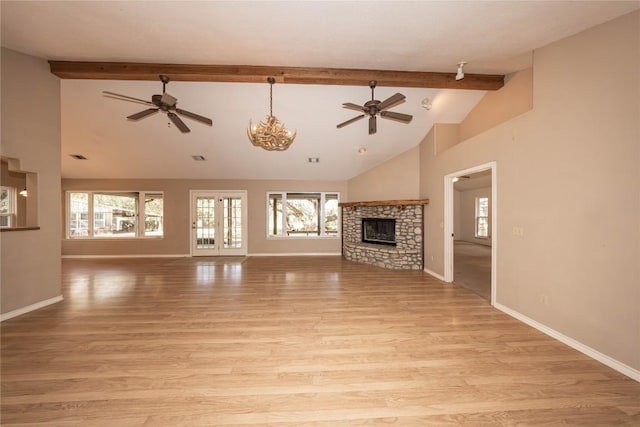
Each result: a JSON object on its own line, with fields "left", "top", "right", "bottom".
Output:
{"left": 361, "top": 218, "right": 396, "bottom": 246}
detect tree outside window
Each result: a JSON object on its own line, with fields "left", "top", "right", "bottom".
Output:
{"left": 475, "top": 196, "right": 489, "bottom": 238}
{"left": 268, "top": 192, "right": 340, "bottom": 237}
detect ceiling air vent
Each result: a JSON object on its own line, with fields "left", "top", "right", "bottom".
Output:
{"left": 192, "top": 155, "right": 206, "bottom": 161}
{"left": 69, "top": 154, "right": 88, "bottom": 160}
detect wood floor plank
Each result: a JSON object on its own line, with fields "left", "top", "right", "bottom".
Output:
{"left": 2, "top": 256, "right": 639, "bottom": 425}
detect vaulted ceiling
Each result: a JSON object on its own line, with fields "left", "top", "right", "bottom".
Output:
{"left": 2, "top": 1, "right": 637, "bottom": 180}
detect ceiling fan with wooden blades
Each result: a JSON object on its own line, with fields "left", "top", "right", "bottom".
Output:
{"left": 103, "top": 75, "right": 212, "bottom": 133}
{"left": 337, "top": 80, "right": 413, "bottom": 135}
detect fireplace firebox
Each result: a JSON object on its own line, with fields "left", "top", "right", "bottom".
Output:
{"left": 361, "top": 218, "right": 396, "bottom": 246}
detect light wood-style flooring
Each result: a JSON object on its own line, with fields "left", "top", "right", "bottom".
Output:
{"left": 2, "top": 256, "right": 639, "bottom": 426}
{"left": 454, "top": 241, "right": 491, "bottom": 301}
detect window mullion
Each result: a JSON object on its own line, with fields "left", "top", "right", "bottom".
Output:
{"left": 88, "top": 192, "right": 94, "bottom": 238}
{"left": 319, "top": 193, "right": 325, "bottom": 236}
{"left": 281, "top": 193, "right": 287, "bottom": 236}
{"left": 138, "top": 192, "right": 143, "bottom": 238}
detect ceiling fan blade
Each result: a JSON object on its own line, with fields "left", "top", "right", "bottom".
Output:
{"left": 380, "top": 110, "right": 413, "bottom": 123}
{"left": 168, "top": 112, "right": 190, "bottom": 133}
{"left": 336, "top": 114, "right": 365, "bottom": 129}
{"left": 377, "top": 93, "right": 406, "bottom": 111}
{"left": 176, "top": 108, "right": 213, "bottom": 126}
{"left": 127, "top": 108, "right": 159, "bottom": 120}
{"left": 369, "top": 116, "right": 377, "bottom": 135}
{"left": 103, "top": 91, "right": 154, "bottom": 106}
{"left": 342, "top": 102, "right": 365, "bottom": 112}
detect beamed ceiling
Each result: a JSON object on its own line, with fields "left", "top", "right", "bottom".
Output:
{"left": 2, "top": 1, "right": 638, "bottom": 181}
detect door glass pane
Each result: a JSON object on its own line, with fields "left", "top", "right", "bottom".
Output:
{"left": 223, "top": 197, "right": 242, "bottom": 249}
{"left": 196, "top": 197, "right": 216, "bottom": 248}
{"left": 69, "top": 192, "right": 89, "bottom": 237}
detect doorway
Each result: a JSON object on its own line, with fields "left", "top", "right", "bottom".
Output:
{"left": 190, "top": 190, "right": 247, "bottom": 256}
{"left": 444, "top": 162, "right": 496, "bottom": 305}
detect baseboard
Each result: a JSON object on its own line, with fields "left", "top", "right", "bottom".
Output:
{"left": 1, "top": 295, "right": 64, "bottom": 322}
{"left": 249, "top": 252, "right": 342, "bottom": 257}
{"left": 424, "top": 267, "right": 446, "bottom": 282}
{"left": 62, "top": 254, "right": 189, "bottom": 259}
{"left": 494, "top": 302, "right": 640, "bottom": 383}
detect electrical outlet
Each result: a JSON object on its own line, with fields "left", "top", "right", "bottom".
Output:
{"left": 512, "top": 226, "right": 524, "bottom": 237}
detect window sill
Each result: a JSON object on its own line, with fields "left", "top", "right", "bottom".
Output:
{"left": 268, "top": 235, "right": 339, "bottom": 240}
{"left": 1, "top": 226, "right": 41, "bottom": 232}
{"left": 65, "top": 236, "right": 164, "bottom": 241}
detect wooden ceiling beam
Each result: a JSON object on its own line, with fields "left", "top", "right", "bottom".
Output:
{"left": 49, "top": 61, "right": 504, "bottom": 90}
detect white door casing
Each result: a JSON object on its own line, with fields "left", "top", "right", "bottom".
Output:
{"left": 190, "top": 190, "right": 247, "bottom": 256}
{"left": 443, "top": 162, "right": 497, "bottom": 305}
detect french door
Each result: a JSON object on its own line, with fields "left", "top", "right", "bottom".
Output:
{"left": 190, "top": 191, "right": 247, "bottom": 256}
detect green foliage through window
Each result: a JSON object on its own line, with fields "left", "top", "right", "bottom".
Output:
{"left": 268, "top": 192, "right": 340, "bottom": 237}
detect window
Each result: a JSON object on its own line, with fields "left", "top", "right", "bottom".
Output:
{"left": 0, "top": 187, "right": 16, "bottom": 228}
{"left": 475, "top": 196, "right": 489, "bottom": 238}
{"left": 67, "top": 191, "right": 163, "bottom": 239}
{"left": 267, "top": 192, "right": 340, "bottom": 237}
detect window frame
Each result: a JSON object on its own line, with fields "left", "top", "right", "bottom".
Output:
{"left": 65, "top": 191, "right": 164, "bottom": 239}
{"left": 475, "top": 196, "right": 489, "bottom": 238}
{"left": 0, "top": 186, "right": 16, "bottom": 228}
{"left": 266, "top": 191, "right": 340, "bottom": 239}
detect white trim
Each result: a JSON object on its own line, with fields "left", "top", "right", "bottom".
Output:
{"left": 62, "top": 254, "right": 189, "bottom": 259}
{"left": 495, "top": 302, "right": 640, "bottom": 383}
{"left": 423, "top": 267, "right": 446, "bottom": 282}
{"left": 1, "top": 295, "right": 63, "bottom": 322}
{"left": 444, "top": 161, "right": 497, "bottom": 306}
{"left": 249, "top": 252, "right": 342, "bottom": 257}
{"left": 190, "top": 190, "right": 248, "bottom": 257}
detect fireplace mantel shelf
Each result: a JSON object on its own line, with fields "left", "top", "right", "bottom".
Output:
{"left": 339, "top": 199, "right": 429, "bottom": 210}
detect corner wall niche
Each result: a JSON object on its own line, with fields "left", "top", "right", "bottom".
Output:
{"left": 339, "top": 199, "right": 428, "bottom": 270}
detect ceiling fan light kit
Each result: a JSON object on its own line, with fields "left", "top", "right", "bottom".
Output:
{"left": 103, "top": 74, "right": 213, "bottom": 133}
{"left": 247, "top": 77, "right": 297, "bottom": 151}
{"left": 336, "top": 80, "right": 413, "bottom": 135}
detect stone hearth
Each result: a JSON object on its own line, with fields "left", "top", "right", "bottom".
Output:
{"left": 339, "top": 199, "right": 428, "bottom": 270}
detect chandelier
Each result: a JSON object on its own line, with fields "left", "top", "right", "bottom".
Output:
{"left": 247, "top": 77, "right": 296, "bottom": 151}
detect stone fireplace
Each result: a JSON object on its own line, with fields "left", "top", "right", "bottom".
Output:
{"left": 339, "top": 199, "right": 428, "bottom": 270}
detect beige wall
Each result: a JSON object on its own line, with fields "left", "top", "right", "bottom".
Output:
{"left": 459, "top": 68, "right": 533, "bottom": 142}
{"left": 456, "top": 187, "right": 492, "bottom": 245}
{"left": 62, "top": 178, "right": 347, "bottom": 256}
{"left": 433, "top": 123, "right": 460, "bottom": 155}
{"left": 417, "top": 12, "right": 639, "bottom": 370}
{"left": 1, "top": 48, "right": 62, "bottom": 314}
{"left": 347, "top": 146, "right": 420, "bottom": 202}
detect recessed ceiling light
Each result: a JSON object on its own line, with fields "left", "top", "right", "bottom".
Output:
{"left": 358, "top": 147, "right": 367, "bottom": 154}
{"left": 192, "top": 155, "right": 206, "bottom": 161}
{"left": 308, "top": 157, "right": 320, "bottom": 163}
{"left": 69, "top": 154, "right": 87, "bottom": 160}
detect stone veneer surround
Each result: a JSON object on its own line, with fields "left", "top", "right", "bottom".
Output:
{"left": 340, "top": 201, "right": 426, "bottom": 270}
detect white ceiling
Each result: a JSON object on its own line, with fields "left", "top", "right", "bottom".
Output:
{"left": 2, "top": 1, "right": 638, "bottom": 180}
